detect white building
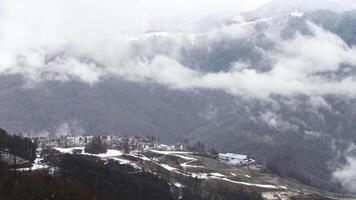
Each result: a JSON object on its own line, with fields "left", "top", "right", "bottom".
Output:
{"left": 219, "top": 153, "right": 255, "bottom": 166}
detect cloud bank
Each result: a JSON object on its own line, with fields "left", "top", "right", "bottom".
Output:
{"left": 333, "top": 155, "right": 356, "bottom": 192}
{"left": 1, "top": 0, "right": 356, "bottom": 99}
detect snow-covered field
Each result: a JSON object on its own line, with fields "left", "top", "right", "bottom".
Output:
{"left": 53, "top": 147, "right": 123, "bottom": 158}
{"left": 53, "top": 147, "right": 131, "bottom": 165}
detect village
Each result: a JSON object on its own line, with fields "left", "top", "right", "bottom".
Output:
{"left": 33, "top": 135, "right": 255, "bottom": 167}
{"left": 34, "top": 135, "right": 184, "bottom": 151}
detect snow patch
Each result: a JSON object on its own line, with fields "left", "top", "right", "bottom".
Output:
{"left": 160, "top": 164, "right": 178, "bottom": 171}
{"left": 210, "top": 173, "right": 226, "bottom": 177}
{"left": 150, "top": 150, "right": 192, "bottom": 155}
{"left": 290, "top": 11, "right": 304, "bottom": 17}
{"left": 174, "top": 182, "right": 184, "bottom": 188}
{"left": 216, "top": 177, "right": 278, "bottom": 189}
{"left": 112, "top": 157, "right": 131, "bottom": 165}
{"left": 54, "top": 147, "right": 122, "bottom": 158}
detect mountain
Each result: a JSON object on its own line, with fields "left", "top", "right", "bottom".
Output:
{"left": 2, "top": 4, "right": 356, "bottom": 195}
{"left": 244, "top": 0, "right": 356, "bottom": 19}
{"left": 0, "top": 75, "right": 207, "bottom": 142}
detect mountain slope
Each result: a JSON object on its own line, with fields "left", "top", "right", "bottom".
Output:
{"left": 244, "top": 0, "right": 356, "bottom": 19}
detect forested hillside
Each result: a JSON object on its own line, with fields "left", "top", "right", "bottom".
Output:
{"left": 0, "top": 128, "right": 36, "bottom": 166}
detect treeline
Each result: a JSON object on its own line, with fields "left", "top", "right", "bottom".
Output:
{"left": 186, "top": 141, "right": 219, "bottom": 158}
{"left": 178, "top": 175, "right": 263, "bottom": 200}
{"left": 0, "top": 128, "right": 37, "bottom": 164}
{"left": 84, "top": 136, "right": 107, "bottom": 154}
{"left": 0, "top": 161, "right": 94, "bottom": 200}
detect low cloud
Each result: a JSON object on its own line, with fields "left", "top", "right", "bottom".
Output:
{"left": 260, "top": 111, "right": 299, "bottom": 131}
{"left": 1, "top": 0, "right": 356, "bottom": 99}
{"left": 54, "top": 121, "right": 85, "bottom": 137}
{"left": 332, "top": 143, "right": 356, "bottom": 193}
{"left": 113, "top": 23, "right": 356, "bottom": 98}
{"left": 333, "top": 156, "right": 356, "bottom": 192}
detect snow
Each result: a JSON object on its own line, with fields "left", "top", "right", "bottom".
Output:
{"left": 146, "top": 154, "right": 280, "bottom": 190}
{"left": 191, "top": 173, "right": 210, "bottom": 179}
{"left": 149, "top": 150, "right": 204, "bottom": 169}
{"left": 290, "top": 11, "right": 304, "bottom": 17}
{"left": 173, "top": 182, "right": 184, "bottom": 188}
{"left": 6, "top": 146, "right": 281, "bottom": 190}
{"left": 175, "top": 154, "right": 196, "bottom": 161}
{"left": 160, "top": 164, "right": 178, "bottom": 171}
{"left": 216, "top": 177, "right": 279, "bottom": 189}
{"left": 150, "top": 150, "right": 205, "bottom": 169}
{"left": 53, "top": 147, "right": 280, "bottom": 191}
{"left": 28, "top": 163, "right": 49, "bottom": 170}
{"left": 54, "top": 147, "right": 84, "bottom": 154}
{"left": 16, "top": 149, "right": 49, "bottom": 171}
{"left": 245, "top": 175, "right": 251, "bottom": 178}
{"left": 187, "top": 172, "right": 226, "bottom": 179}
{"left": 112, "top": 158, "right": 131, "bottom": 165}
{"left": 89, "top": 150, "right": 122, "bottom": 158}
{"left": 181, "top": 159, "right": 204, "bottom": 169}
{"left": 130, "top": 154, "right": 152, "bottom": 161}
{"left": 53, "top": 147, "right": 138, "bottom": 167}
{"left": 210, "top": 173, "right": 226, "bottom": 178}
{"left": 181, "top": 163, "right": 204, "bottom": 168}
{"left": 54, "top": 147, "right": 147, "bottom": 170}
{"left": 150, "top": 150, "right": 192, "bottom": 155}
{"left": 54, "top": 147, "right": 122, "bottom": 158}
{"left": 53, "top": 147, "right": 280, "bottom": 190}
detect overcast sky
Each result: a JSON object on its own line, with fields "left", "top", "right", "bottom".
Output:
{"left": 142, "top": 0, "right": 270, "bottom": 17}
{"left": 1, "top": 0, "right": 271, "bottom": 35}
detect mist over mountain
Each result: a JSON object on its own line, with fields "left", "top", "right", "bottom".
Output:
{"left": 2, "top": 0, "right": 356, "bottom": 195}
{"left": 245, "top": 0, "right": 356, "bottom": 19}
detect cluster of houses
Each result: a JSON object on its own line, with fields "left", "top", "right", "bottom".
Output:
{"left": 34, "top": 135, "right": 186, "bottom": 153}
{"left": 34, "top": 135, "right": 95, "bottom": 148}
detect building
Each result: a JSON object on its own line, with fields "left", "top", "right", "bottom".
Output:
{"left": 218, "top": 153, "right": 255, "bottom": 166}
